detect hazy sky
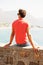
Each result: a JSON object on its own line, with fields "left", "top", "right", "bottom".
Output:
{"left": 0, "top": 0, "right": 43, "bottom": 18}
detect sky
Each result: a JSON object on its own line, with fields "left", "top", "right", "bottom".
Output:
{"left": 0, "top": 0, "right": 43, "bottom": 18}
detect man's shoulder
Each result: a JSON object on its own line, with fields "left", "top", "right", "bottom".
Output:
{"left": 23, "top": 20, "right": 29, "bottom": 25}
{"left": 23, "top": 20, "right": 30, "bottom": 28}
{"left": 12, "top": 19, "right": 18, "bottom": 25}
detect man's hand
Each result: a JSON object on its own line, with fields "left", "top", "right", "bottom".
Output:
{"left": 33, "top": 47, "right": 39, "bottom": 54}
{"left": 33, "top": 47, "right": 40, "bottom": 59}
{"left": 4, "top": 43, "right": 11, "bottom": 48}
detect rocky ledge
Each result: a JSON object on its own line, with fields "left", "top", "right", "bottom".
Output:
{"left": 0, "top": 45, "right": 43, "bottom": 65}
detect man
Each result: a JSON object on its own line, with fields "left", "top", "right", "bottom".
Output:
{"left": 4, "top": 9, "right": 38, "bottom": 53}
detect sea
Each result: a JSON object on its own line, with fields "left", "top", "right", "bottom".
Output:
{"left": 0, "top": 26, "right": 43, "bottom": 47}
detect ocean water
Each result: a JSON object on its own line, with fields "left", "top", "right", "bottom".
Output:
{"left": 30, "top": 28, "right": 43, "bottom": 46}
{"left": 0, "top": 27, "right": 43, "bottom": 46}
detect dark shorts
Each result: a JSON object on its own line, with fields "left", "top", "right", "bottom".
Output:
{"left": 16, "top": 43, "right": 29, "bottom": 47}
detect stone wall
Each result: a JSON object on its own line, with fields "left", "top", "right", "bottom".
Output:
{"left": 0, "top": 46, "right": 43, "bottom": 65}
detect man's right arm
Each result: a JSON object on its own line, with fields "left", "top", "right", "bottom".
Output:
{"left": 27, "top": 27, "right": 35, "bottom": 48}
{"left": 27, "top": 26, "right": 38, "bottom": 53}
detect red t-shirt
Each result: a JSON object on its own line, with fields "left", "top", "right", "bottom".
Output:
{"left": 12, "top": 18, "right": 29, "bottom": 44}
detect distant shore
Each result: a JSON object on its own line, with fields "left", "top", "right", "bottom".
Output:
{"left": 0, "top": 23, "right": 43, "bottom": 28}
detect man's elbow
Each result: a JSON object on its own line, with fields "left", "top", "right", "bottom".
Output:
{"left": 11, "top": 33, "right": 14, "bottom": 37}
{"left": 28, "top": 34, "right": 31, "bottom": 38}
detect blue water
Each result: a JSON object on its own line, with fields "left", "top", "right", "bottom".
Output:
{"left": 0, "top": 27, "right": 43, "bottom": 46}
{"left": 0, "top": 28, "right": 11, "bottom": 45}
{"left": 30, "top": 28, "right": 43, "bottom": 46}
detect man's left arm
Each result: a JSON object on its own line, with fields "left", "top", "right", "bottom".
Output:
{"left": 4, "top": 25, "right": 15, "bottom": 48}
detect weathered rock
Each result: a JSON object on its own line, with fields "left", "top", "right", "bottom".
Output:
{"left": 0, "top": 45, "right": 43, "bottom": 65}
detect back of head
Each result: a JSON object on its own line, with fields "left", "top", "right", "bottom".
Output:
{"left": 18, "top": 9, "right": 26, "bottom": 18}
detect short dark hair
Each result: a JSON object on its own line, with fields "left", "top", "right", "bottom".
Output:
{"left": 18, "top": 9, "right": 26, "bottom": 18}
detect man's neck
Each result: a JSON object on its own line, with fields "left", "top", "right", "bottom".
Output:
{"left": 18, "top": 17, "right": 23, "bottom": 19}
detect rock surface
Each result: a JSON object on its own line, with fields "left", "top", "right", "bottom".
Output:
{"left": 0, "top": 45, "right": 43, "bottom": 65}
